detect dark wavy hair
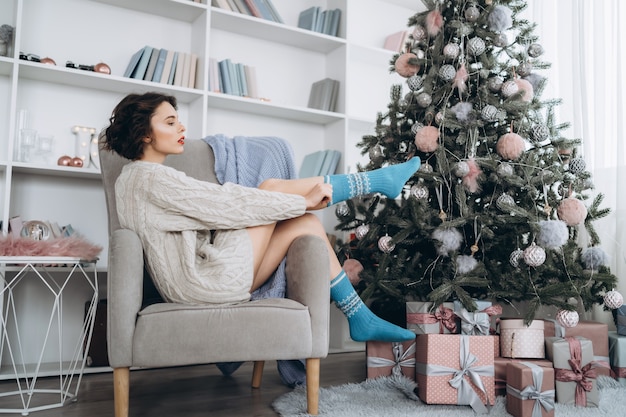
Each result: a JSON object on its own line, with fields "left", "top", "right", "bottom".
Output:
{"left": 103, "top": 92, "right": 177, "bottom": 160}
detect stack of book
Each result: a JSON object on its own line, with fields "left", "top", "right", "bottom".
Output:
{"left": 124, "top": 46, "right": 198, "bottom": 88}
{"left": 307, "top": 78, "right": 339, "bottom": 112}
{"left": 299, "top": 149, "right": 341, "bottom": 178}
{"left": 209, "top": 58, "right": 258, "bottom": 98}
{"left": 297, "top": 6, "right": 341, "bottom": 37}
{"left": 212, "top": 0, "right": 283, "bottom": 23}
{"left": 383, "top": 30, "right": 410, "bottom": 53}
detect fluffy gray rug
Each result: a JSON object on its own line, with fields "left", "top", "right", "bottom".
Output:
{"left": 273, "top": 375, "right": 625, "bottom": 417}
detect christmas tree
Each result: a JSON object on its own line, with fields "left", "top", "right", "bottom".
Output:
{"left": 335, "top": 0, "right": 621, "bottom": 324}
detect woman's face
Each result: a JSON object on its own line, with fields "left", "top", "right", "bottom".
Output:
{"left": 140, "top": 101, "right": 186, "bottom": 162}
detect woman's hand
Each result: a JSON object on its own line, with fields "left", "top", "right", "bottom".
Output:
{"left": 304, "top": 182, "right": 333, "bottom": 211}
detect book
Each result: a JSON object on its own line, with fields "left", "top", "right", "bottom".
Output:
{"left": 308, "top": 78, "right": 340, "bottom": 112}
{"left": 244, "top": 65, "right": 257, "bottom": 98}
{"left": 143, "top": 48, "right": 160, "bottom": 81}
{"left": 218, "top": 59, "right": 233, "bottom": 94}
{"left": 232, "top": 0, "right": 252, "bottom": 15}
{"left": 168, "top": 52, "right": 178, "bottom": 85}
{"left": 49, "top": 221, "right": 63, "bottom": 238}
{"left": 124, "top": 46, "right": 146, "bottom": 78}
{"left": 226, "top": 0, "right": 238, "bottom": 12}
{"left": 173, "top": 52, "right": 187, "bottom": 86}
{"left": 319, "top": 150, "right": 341, "bottom": 176}
{"left": 8, "top": 215, "right": 23, "bottom": 238}
{"left": 209, "top": 57, "right": 220, "bottom": 92}
{"left": 181, "top": 52, "right": 192, "bottom": 88}
{"left": 298, "top": 6, "right": 319, "bottom": 31}
{"left": 384, "top": 30, "right": 409, "bottom": 52}
{"left": 212, "top": 0, "right": 232, "bottom": 10}
{"left": 315, "top": 9, "right": 326, "bottom": 33}
{"left": 151, "top": 48, "right": 169, "bottom": 82}
{"left": 227, "top": 59, "right": 240, "bottom": 95}
{"left": 299, "top": 150, "right": 327, "bottom": 178}
{"left": 131, "top": 45, "right": 153, "bottom": 79}
{"left": 236, "top": 62, "right": 247, "bottom": 96}
{"left": 262, "top": 0, "right": 283, "bottom": 23}
{"left": 188, "top": 53, "right": 198, "bottom": 88}
{"left": 244, "top": 0, "right": 262, "bottom": 18}
{"left": 328, "top": 8, "right": 341, "bottom": 36}
{"left": 253, "top": 0, "right": 274, "bottom": 21}
{"left": 159, "top": 50, "right": 176, "bottom": 84}
{"left": 321, "top": 10, "right": 332, "bottom": 35}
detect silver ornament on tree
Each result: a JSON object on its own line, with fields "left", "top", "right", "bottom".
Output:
{"left": 439, "top": 64, "right": 456, "bottom": 81}
{"left": 369, "top": 144, "right": 383, "bottom": 162}
{"left": 528, "top": 43, "right": 544, "bottom": 58}
{"left": 556, "top": 309, "right": 579, "bottom": 328}
{"left": 531, "top": 124, "right": 550, "bottom": 142}
{"left": 509, "top": 248, "right": 524, "bottom": 267}
{"left": 497, "top": 162, "right": 514, "bottom": 177}
{"left": 378, "top": 235, "right": 395, "bottom": 253}
{"left": 419, "top": 162, "right": 433, "bottom": 173}
{"left": 481, "top": 105, "right": 499, "bottom": 122}
{"left": 411, "top": 122, "right": 425, "bottom": 135}
{"left": 335, "top": 202, "right": 350, "bottom": 217}
{"left": 410, "top": 183, "right": 429, "bottom": 200}
{"left": 453, "top": 161, "right": 470, "bottom": 177}
{"left": 467, "top": 37, "right": 486, "bottom": 56}
{"left": 464, "top": 5, "right": 480, "bottom": 22}
{"left": 443, "top": 42, "right": 460, "bottom": 60}
{"left": 523, "top": 243, "right": 546, "bottom": 267}
{"left": 496, "top": 194, "right": 515, "bottom": 211}
{"left": 416, "top": 92, "right": 432, "bottom": 108}
{"left": 413, "top": 25, "right": 427, "bottom": 42}
{"left": 604, "top": 290, "right": 624, "bottom": 309}
{"left": 487, "top": 77, "right": 503, "bottom": 92}
{"left": 501, "top": 80, "right": 519, "bottom": 97}
{"left": 355, "top": 224, "right": 370, "bottom": 240}
{"left": 407, "top": 75, "right": 424, "bottom": 91}
{"left": 435, "top": 112, "right": 444, "bottom": 125}
{"left": 569, "top": 157, "right": 586, "bottom": 174}
{"left": 517, "top": 62, "right": 533, "bottom": 77}
{"left": 493, "top": 33, "right": 509, "bottom": 47}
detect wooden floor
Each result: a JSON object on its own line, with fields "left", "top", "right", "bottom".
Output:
{"left": 0, "top": 352, "right": 365, "bottom": 416}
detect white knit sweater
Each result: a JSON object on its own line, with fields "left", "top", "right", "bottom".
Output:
{"left": 115, "top": 161, "right": 306, "bottom": 304}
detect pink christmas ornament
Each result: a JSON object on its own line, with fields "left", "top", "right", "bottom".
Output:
{"left": 343, "top": 258, "right": 364, "bottom": 285}
{"left": 557, "top": 197, "right": 587, "bottom": 226}
{"left": 394, "top": 53, "right": 419, "bottom": 78}
{"left": 604, "top": 290, "right": 624, "bottom": 309}
{"left": 556, "top": 309, "right": 579, "bottom": 328}
{"left": 496, "top": 132, "right": 525, "bottom": 160}
{"left": 461, "top": 157, "right": 482, "bottom": 193}
{"left": 453, "top": 63, "right": 469, "bottom": 95}
{"left": 425, "top": 9, "right": 444, "bottom": 36}
{"left": 414, "top": 125, "right": 439, "bottom": 153}
{"left": 515, "top": 78, "right": 534, "bottom": 102}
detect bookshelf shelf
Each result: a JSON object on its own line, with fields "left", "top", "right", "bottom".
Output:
{"left": 92, "top": 0, "right": 207, "bottom": 22}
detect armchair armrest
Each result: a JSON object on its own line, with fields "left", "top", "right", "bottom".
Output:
{"left": 284, "top": 235, "right": 330, "bottom": 358}
{"left": 107, "top": 228, "right": 145, "bottom": 368}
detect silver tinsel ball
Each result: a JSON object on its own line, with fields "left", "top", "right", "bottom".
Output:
{"left": 481, "top": 105, "right": 499, "bottom": 122}
{"left": 464, "top": 5, "right": 480, "bottom": 22}
{"left": 531, "top": 124, "right": 550, "bottom": 142}
{"left": 413, "top": 25, "right": 427, "bottom": 42}
{"left": 604, "top": 290, "right": 624, "bottom": 309}
{"left": 517, "top": 62, "right": 533, "bottom": 77}
{"left": 369, "top": 144, "right": 383, "bottom": 161}
{"left": 355, "top": 224, "right": 370, "bottom": 240}
{"left": 509, "top": 248, "right": 524, "bottom": 268}
{"left": 569, "top": 157, "right": 586, "bottom": 174}
{"left": 435, "top": 112, "right": 444, "bottom": 125}
{"left": 439, "top": 64, "right": 456, "bottom": 81}
{"left": 528, "top": 43, "right": 544, "bottom": 58}
{"left": 419, "top": 162, "right": 433, "bottom": 173}
{"left": 501, "top": 80, "right": 519, "bottom": 97}
{"left": 454, "top": 161, "right": 470, "bottom": 177}
{"left": 556, "top": 309, "right": 579, "bottom": 328}
{"left": 493, "top": 33, "right": 509, "bottom": 47}
{"left": 378, "top": 235, "right": 395, "bottom": 253}
{"left": 335, "top": 202, "right": 350, "bottom": 217}
{"left": 443, "top": 43, "right": 460, "bottom": 59}
{"left": 497, "top": 162, "right": 514, "bottom": 177}
{"left": 523, "top": 243, "right": 546, "bottom": 267}
{"left": 416, "top": 92, "right": 432, "bottom": 108}
{"left": 496, "top": 194, "right": 515, "bottom": 211}
{"left": 411, "top": 122, "right": 425, "bottom": 135}
{"left": 407, "top": 75, "right": 424, "bottom": 91}
{"left": 410, "top": 184, "right": 429, "bottom": 200}
{"left": 487, "top": 77, "right": 503, "bottom": 92}
{"left": 468, "top": 37, "right": 486, "bottom": 55}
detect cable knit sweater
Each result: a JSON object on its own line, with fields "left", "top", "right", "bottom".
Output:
{"left": 115, "top": 161, "right": 306, "bottom": 305}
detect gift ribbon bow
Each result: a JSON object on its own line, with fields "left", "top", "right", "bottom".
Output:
{"left": 367, "top": 342, "right": 416, "bottom": 377}
{"left": 406, "top": 305, "right": 457, "bottom": 334}
{"left": 614, "top": 367, "right": 626, "bottom": 378}
{"left": 480, "top": 304, "right": 502, "bottom": 317}
{"left": 457, "top": 310, "right": 491, "bottom": 336}
{"left": 506, "top": 362, "right": 555, "bottom": 417}
{"left": 554, "top": 336, "right": 598, "bottom": 407}
{"left": 417, "top": 335, "right": 494, "bottom": 414}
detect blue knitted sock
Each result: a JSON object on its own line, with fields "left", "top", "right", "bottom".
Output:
{"left": 330, "top": 270, "right": 415, "bottom": 342}
{"left": 324, "top": 157, "right": 421, "bottom": 205}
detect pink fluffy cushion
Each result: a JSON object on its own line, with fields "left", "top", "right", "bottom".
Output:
{"left": 0, "top": 236, "right": 103, "bottom": 260}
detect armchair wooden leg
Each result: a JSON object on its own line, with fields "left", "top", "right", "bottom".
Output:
{"left": 306, "top": 358, "right": 320, "bottom": 415}
{"left": 251, "top": 361, "right": 265, "bottom": 389}
{"left": 114, "top": 367, "right": 130, "bottom": 417}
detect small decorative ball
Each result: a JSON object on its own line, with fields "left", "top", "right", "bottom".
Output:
{"left": 528, "top": 43, "right": 544, "bottom": 58}
{"left": 355, "top": 224, "right": 370, "bottom": 240}
{"left": 40, "top": 57, "right": 56, "bottom": 65}
{"left": 369, "top": 144, "right": 383, "bottom": 161}
{"left": 70, "top": 157, "right": 84, "bottom": 167}
{"left": 443, "top": 43, "right": 460, "bottom": 59}
{"left": 497, "top": 162, "right": 514, "bottom": 177}
{"left": 412, "top": 48, "right": 426, "bottom": 59}
{"left": 464, "top": 5, "right": 480, "bottom": 22}
{"left": 496, "top": 132, "right": 526, "bottom": 160}
{"left": 556, "top": 309, "right": 579, "bottom": 328}
{"left": 515, "top": 78, "right": 534, "bottom": 102}
{"left": 335, "top": 202, "right": 350, "bottom": 217}
{"left": 604, "top": 290, "right": 624, "bottom": 309}
{"left": 487, "top": 77, "right": 504, "bottom": 92}
{"left": 411, "top": 122, "right": 424, "bottom": 135}
{"left": 453, "top": 161, "right": 470, "bottom": 177}
{"left": 378, "top": 235, "right": 395, "bottom": 253}
{"left": 531, "top": 124, "right": 550, "bottom": 142}
{"left": 394, "top": 53, "right": 419, "bottom": 78}
{"left": 501, "top": 80, "right": 519, "bottom": 97}
{"left": 557, "top": 197, "right": 587, "bottom": 226}
{"left": 410, "top": 184, "right": 429, "bottom": 200}
{"left": 439, "top": 64, "right": 456, "bottom": 81}
{"left": 481, "top": 105, "right": 499, "bottom": 122}
{"left": 509, "top": 248, "right": 524, "bottom": 267}
{"left": 414, "top": 125, "right": 439, "bottom": 153}
{"left": 523, "top": 243, "right": 546, "bottom": 267}
{"left": 416, "top": 92, "right": 432, "bottom": 108}
{"left": 435, "top": 111, "right": 444, "bottom": 125}
{"left": 493, "top": 33, "right": 509, "bottom": 47}
{"left": 496, "top": 193, "right": 515, "bottom": 211}
{"left": 419, "top": 162, "right": 434, "bottom": 173}
{"left": 517, "top": 62, "right": 533, "bottom": 77}
{"left": 468, "top": 37, "right": 486, "bottom": 55}
{"left": 407, "top": 75, "right": 424, "bottom": 91}
{"left": 569, "top": 157, "right": 586, "bottom": 174}
{"left": 94, "top": 62, "right": 111, "bottom": 74}
{"left": 57, "top": 155, "right": 72, "bottom": 166}
{"left": 413, "top": 25, "right": 427, "bottom": 41}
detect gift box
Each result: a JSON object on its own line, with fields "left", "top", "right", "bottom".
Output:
{"left": 406, "top": 302, "right": 458, "bottom": 334}
{"left": 545, "top": 336, "right": 599, "bottom": 407}
{"left": 543, "top": 319, "right": 610, "bottom": 376}
{"left": 456, "top": 310, "right": 491, "bottom": 336}
{"left": 506, "top": 361, "right": 555, "bottom": 417}
{"left": 616, "top": 305, "right": 626, "bottom": 336}
{"left": 608, "top": 331, "right": 626, "bottom": 386}
{"left": 366, "top": 339, "right": 416, "bottom": 380}
{"left": 500, "top": 319, "right": 545, "bottom": 359}
{"left": 494, "top": 357, "right": 552, "bottom": 396}
{"left": 415, "top": 334, "right": 495, "bottom": 414}
{"left": 453, "top": 299, "right": 502, "bottom": 333}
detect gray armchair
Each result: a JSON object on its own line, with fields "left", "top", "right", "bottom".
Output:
{"left": 99, "top": 138, "right": 330, "bottom": 416}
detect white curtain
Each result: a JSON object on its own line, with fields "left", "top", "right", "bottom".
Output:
{"left": 525, "top": 0, "right": 626, "bottom": 323}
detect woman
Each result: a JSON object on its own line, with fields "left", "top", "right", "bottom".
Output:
{"left": 104, "top": 92, "right": 420, "bottom": 343}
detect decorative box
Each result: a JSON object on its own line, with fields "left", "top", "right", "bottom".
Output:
{"left": 608, "top": 331, "right": 626, "bottom": 386}
{"left": 500, "top": 319, "right": 545, "bottom": 359}
{"left": 494, "top": 357, "right": 552, "bottom": 396}
{"left": 415, "top": 334, "right": 495, "bottom": 414}
{"left": 545, "top": 336, "right": 599, "bottom": 407}
{"left": 543, "top": 319, "right": 610, "bottom": 376}
{"left": 366, "top": 339, "right": 416, "bottom": 380}
{"left": 456, "top": 310, "right": 491, "bottom": 336}
{"left": 406, "top": 302, "right": 458, "bottom": 335}
{"left": 616, "top": 305, "right": 626, "bottom": 336}
{"left": 453, "top": 299, "right": 502, "bottom": 333}
{"left": 506, "top": 361, "right": 555, "bottom": 417}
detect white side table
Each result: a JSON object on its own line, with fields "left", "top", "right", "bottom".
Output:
{"left": 0, "top": 257, "right": 98, "bottom": 415}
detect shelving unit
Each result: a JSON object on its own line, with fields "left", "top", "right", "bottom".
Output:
{"left": 0, "top": 0, "right": 426, "bottom": 372}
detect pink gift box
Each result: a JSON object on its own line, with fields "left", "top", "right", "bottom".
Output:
{"left": 415, "top": 334, "right": 495, "bottom": 413}
{"left": 406, "top": 302, "right": 458, "bottom": 334}
{"left": 500, "top": 319, "right": 545, "bottom": 359}
{"left": 366, "top": 339, "right": 416, "bottom": 380}
{"left": 506, "top": 361, "right": 555, "bottom": 417}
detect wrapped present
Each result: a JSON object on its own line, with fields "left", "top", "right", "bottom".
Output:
{"left": 608, "top": 331, "right": 626, "bottom": 386}
{"left": 616, "top": 305, "right": 626, "bottom": 336}
{"left": 506, "top": 361, "right": 555, "bottom": 417}
{"left": 456, "top": 310, "right": 491, "bottom": 336}
{"left": 545, "top": 336, "right": 600, "bottom": 407}
{"left": 415, "top": 334, "right": 495, "bottom": 414}
{"left": 406, "top": 301, "right": 458, "bottom": 334}
{"left": 494, "top": 357, "right": 552, "bottom": 396}
{"left": 453, "top": 299, "right": 502, "bottom": 332}
{"left": 500, "top": 319, "right": 545, "bottom": 359}
{"left": 543, "top": 319, "right": 610, "bottom": 376}
{"left": 366, "top": 339, "right": 416, "bottom": 380}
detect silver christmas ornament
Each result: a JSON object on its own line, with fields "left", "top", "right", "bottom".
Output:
{"left": 378, "top": 235, "right": 395, "bottom": 253}
{"left": 419, "top": 162, "right": 433, "bottom": 173}
{"left": 517, "top": 62, "right": 533, "bottom": 77}
{"left": 355, "top": 224, "right": 370, "bottom": 240}
{"left": 468, "top": 37, "right": 486, "bottom": 55}
{"left": 509, "top": 248, "right": 524, "bottom": 268}
{"left": 369, "top": 144, "right": 383, "bottom": 161}
{"left": 501, "top": 80, "right": 519, "bottom": 97}
{"left": 439, "top": 64, "right": 456, "bottom": 81}
{"left": 481, "top": 105, "right": 499, "bottom": 122}
{"left": 335, "top": 202, "right": 350, "bottom": 217}
{"left": 487, "top": 77, "right": 503, "bottom": 92}
{"left": 556, "top": 309, "right": 579, "bottom": 328}
{"left": 407, "top": 75, "right": 424, "bottom": 91}
{"left": 443, "top": 43, "right": 460, "bottom": 60}
{"left": 493, "top": 33, "right": 509, "bottom": 47}
{"left": 528, "top": 43, "right": 544, "bottom": 58}
{"left": 416, "top": 92, "right": 432, "bottom": 108}
{"left": 413, "top": 25, "right": 427, "bottom": 42}
{"left": 531, "top": 124, "right": 550, "bottom": 142}
{"left": 523, "top": 243, "right": 546, "bottom": 267}
{"left": 604, "top": 290, "right": 624, "bottom": 309}
{"left": 454, "top": 161, "right": 470, "bottom": 177}
{"left": 464, "top": 5, "right": 480, "bottom": 22}
{"left": 435, "top": 112, "right": 444, "bottom": 125}
{"left": 497, "top": 162, "right": 514, "bottom": 177}
{"left": 569, "top": 157, "right": 586, "bottom": 174}
{"left": 410, "top": 184, "right": 429, "bottom": 200}
{"left": 411, "top": 122, "right": 425, "bottom": 135}
{"left": 496, "top": 194, "right": 515, "bottom": 211}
